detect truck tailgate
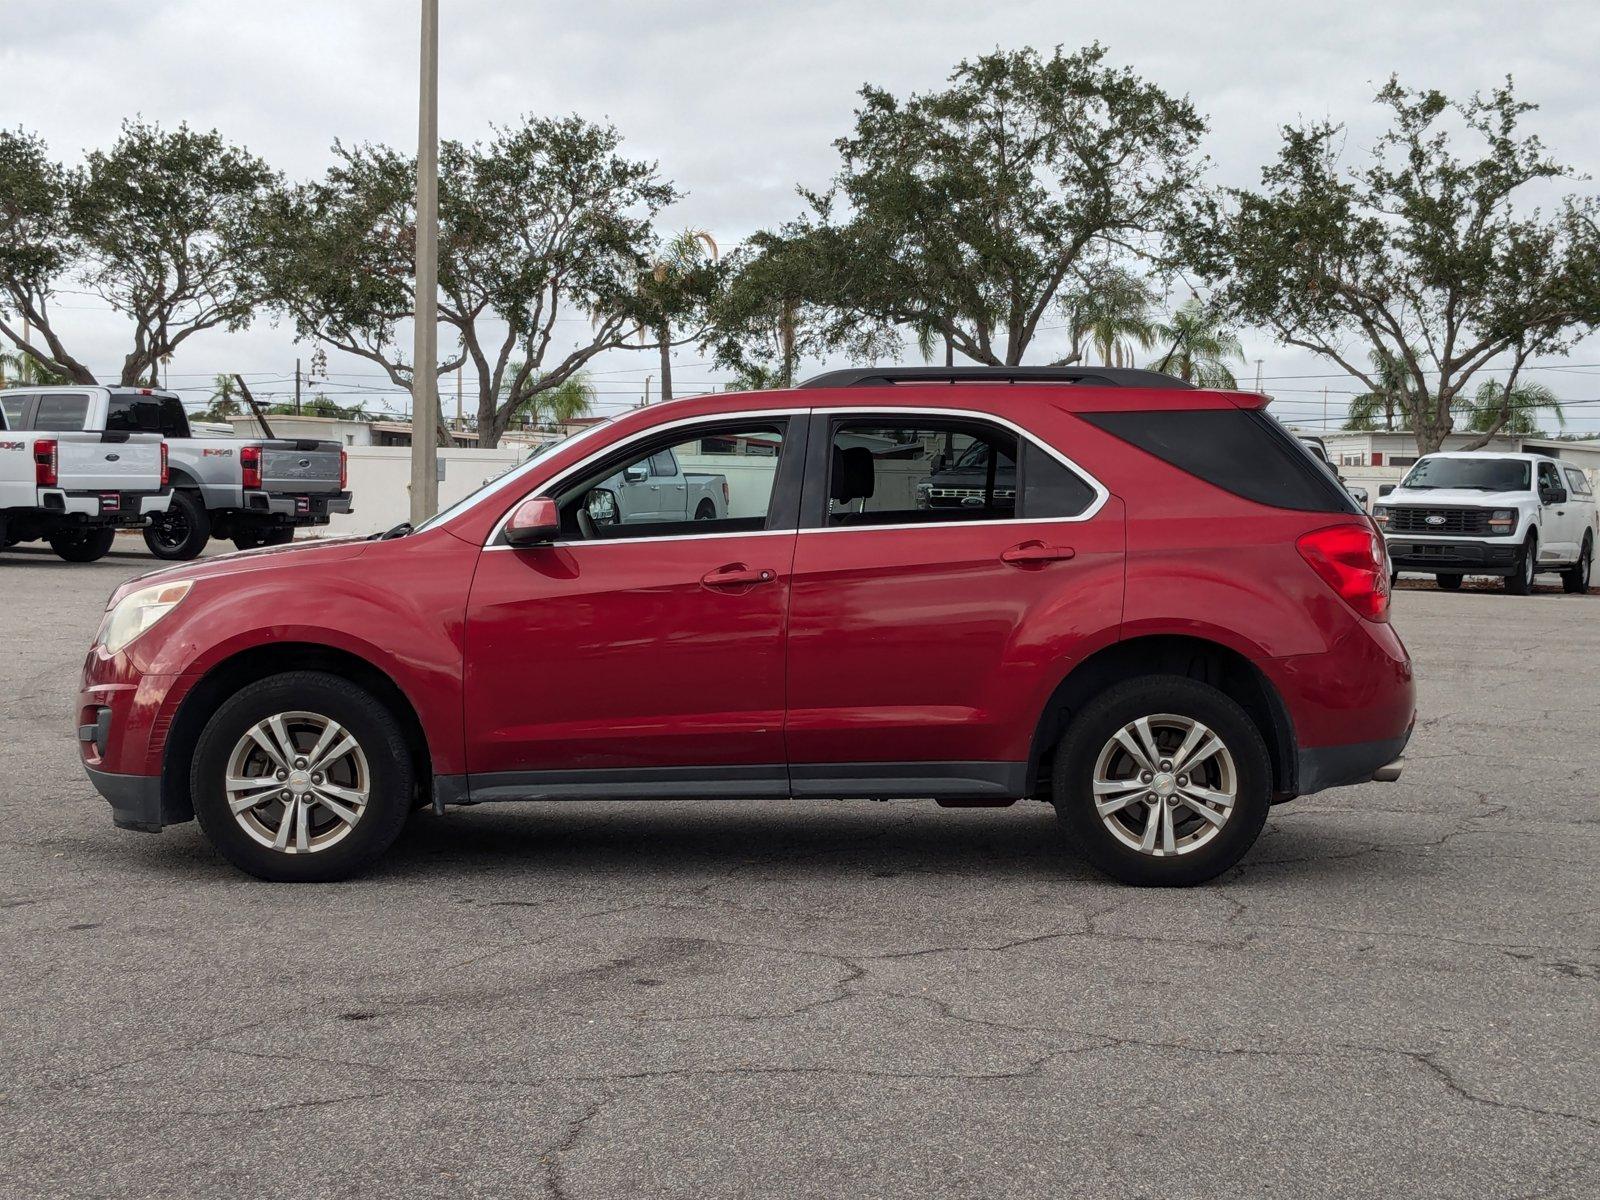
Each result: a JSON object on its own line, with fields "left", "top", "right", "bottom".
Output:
{"left": 56, "top": 435, "right": 163, "bottom": 491}
{"left": 262, "top": 443, "right": 342, "bottom": 493}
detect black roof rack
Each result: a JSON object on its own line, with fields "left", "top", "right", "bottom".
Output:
{"left": 798, "top": 365, "right": 1195, "bottom": 390}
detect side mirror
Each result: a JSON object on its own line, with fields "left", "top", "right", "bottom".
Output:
{"left": 1541, "top": 486, "right": 1568, "bottom": 506}
{"left": 504, "top": 496, "right": 561, "bottom": 547}
{"left": 622, "top": 463, "right": 649, "bottom": 484}
{"left": 585, "top": 487, "right": 619, "bottom": 525}
{"left": 1378, "top": 484, "right": 1396, "bottom": 497}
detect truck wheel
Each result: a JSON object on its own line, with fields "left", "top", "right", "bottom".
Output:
{"left": 231, "top": 529, "right": 266, "bottom": 551}
{"left": 262, "top": 527, "right": 295, "bottom": 547}
{"left": 143, "top": 490, "right": 211, "bottom": 560}
{"left": 47, "top": 527, "right": 118, "bottom": 563}
{"left": 1563, "top": 536, "right": 1593, "bottom": 594}
{"left": 1435, "top": 574, "right": 1462, "bottom": 591}
{"left": 189, "top": 671, "right": 414, "bottom": 882}
{"left": 1504, "top": 535, "right": 1537, "bottom": 595}
{"left": 1051, "top": 675, "right": 1271, "bottom": 886}
{"left": 694, "top": 500, "right": 717, "bottom": 520}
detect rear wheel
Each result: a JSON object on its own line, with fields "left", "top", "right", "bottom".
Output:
{"left": 190, "top": 671, "right": 414, "bottom": 882}
{"left": 143, "top": 489, "right": 211, "bottom": 560}
{"left": 1504, "top": 535, "right": 1537, "bottom": 595}
{"left": 262, "top": 527, "right": 294, "bottom": 547}
{"left": 694, "top": 500, "right": 716, "bottom": 520}
{"left": 1435, "top": 573, "right": 1463, "bottom": 591}
{"left": 48, "top": 526, "right": 117, "bottom": 563}
{"left": 1564, "top": 536, "right": 1593, "bottom": 594}
{"left": 231, "top": 528, "right": 266, "bottom": 552}
{"left": 1051, "top": 675, "right": 1271, "bottom": 886}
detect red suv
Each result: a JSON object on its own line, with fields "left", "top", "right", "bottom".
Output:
{"left": 78, "top": 367, "right": 1413, "bottom": 886}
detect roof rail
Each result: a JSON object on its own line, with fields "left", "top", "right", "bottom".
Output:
{"left": 798, "top": 365, "right": 1196, "bottom": 390}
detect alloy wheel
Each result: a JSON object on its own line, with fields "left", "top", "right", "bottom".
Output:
{"left": 1091, "top": 713, "right": 1237, "bottom": 857}
{"left": 224, "top": 711, "right": 370, "bottom": 854}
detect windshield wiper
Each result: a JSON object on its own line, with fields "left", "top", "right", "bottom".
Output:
{"left": 373, "top": 521, "right": 413, "bottom": 541}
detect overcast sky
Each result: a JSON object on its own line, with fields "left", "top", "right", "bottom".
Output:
{"left": 6, "top": 0, "right": 1600, "bottom": 433}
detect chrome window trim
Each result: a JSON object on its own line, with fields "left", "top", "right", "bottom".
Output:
{"left": 481, "top": 403, "right": 1108, "bottom": 549}
{"left": 482, "top": 408, "right": 806, "bottom": 549}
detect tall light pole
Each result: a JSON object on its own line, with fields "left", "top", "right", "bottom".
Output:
{"left": 409, "top": 0, "right": 440, "bottom": 523}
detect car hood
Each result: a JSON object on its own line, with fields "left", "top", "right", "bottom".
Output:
{"left": 123, "top": 534, "right": 373, "bottom": 593}
{"left": 1382, "top": 488, "right": 1527, "bottom": 507}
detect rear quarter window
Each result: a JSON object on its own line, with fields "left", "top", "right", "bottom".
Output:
{"left": 1080, "top": 409, "right": 1359, "bottom": 514}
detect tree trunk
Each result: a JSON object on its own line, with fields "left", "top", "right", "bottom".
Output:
{"left": 658, "top": 322, "right": 672, "bottom": 404}
{"left": 476, "top": 384, "right": 502, "bottom": 451}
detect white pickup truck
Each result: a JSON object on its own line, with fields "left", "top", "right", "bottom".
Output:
{"left": 1, "top": 387, "right": 352, "bottom": 559}
{"left": 582, "top": 445, "right": 728, "bottom": 527}
{"left": 1375, "top": 452, "right": 1597, "bottom": 594}
{"left": 0, "top": 394, "right": 170, "bottom": 561}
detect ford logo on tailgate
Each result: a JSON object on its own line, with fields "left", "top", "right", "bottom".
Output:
{"left": 1425, "top": 514, "right": 1446, "bottom": 526}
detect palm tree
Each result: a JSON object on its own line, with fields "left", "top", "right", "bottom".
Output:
{"left": 0, "top": 349, "right": 67, "bottom": 387}
{"left": 499, "top": 363, "right": 595, "bottom": 430}
{"left": 197, "top": 373, "right": 242, "bottom": 422}
{"left": 643, "top": 230, "right": 718, "bottom": 403}
{"left": 1061, "top": 269, "right": 1155, "bottom": 367}
{"left": 1344, "top": 348, "right": 1411, "bottom": 431}
{"left": 1148, "top": 301, "right": 1244, "bottom": 388}
{"left": 1463, "top": 380, "right": 1565, "bottom": 436}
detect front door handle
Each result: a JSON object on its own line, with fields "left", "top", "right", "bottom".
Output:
{"left": 701, "top": 562, "right": 777, "bottom": 589}
{"left": 1000, "top": 541, "right": 1076, "bottom": 567}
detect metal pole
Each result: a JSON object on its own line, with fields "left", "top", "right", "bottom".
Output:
{"left": 409, "top": 0, "right": 440, "bottom": 522}
{"left": 295, "top": 358, "right": 302, "bottom": 415}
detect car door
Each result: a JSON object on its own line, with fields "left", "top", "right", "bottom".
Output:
{"left": 1562, "top": 467, "right": 1597, "bottom": 547}
{"left": 462, "top": 413, "right": 806, "bottom": 797}
{"left": 782, "top": 409, "right": 1125, "bottom": 798}
{"left": 1536, "top": 462, "right": 1578, "bottom": 561}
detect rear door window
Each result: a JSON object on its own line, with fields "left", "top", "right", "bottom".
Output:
{"left": 1563, "top": 467, "right": 1592, "bottom": 497}
{"left": 1, "top": 394, "right": 29, "bottom": 428}
{"left": 32, "top": 393, "right": 91, "bottom": 431}
{"left": 107, "top": 395, "right": 188, "bottom": 437}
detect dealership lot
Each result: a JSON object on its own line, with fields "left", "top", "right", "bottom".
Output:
{"left": 2, "top": 547, "right": 1596, "bottom": 1199}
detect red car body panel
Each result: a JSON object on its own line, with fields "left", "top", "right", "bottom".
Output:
{"left": 77, "top": 381, "right": 1415, "bottom": 831}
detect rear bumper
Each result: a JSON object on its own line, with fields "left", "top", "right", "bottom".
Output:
{"left": 245, "top": 490, "right": 353, "bottom": 524}
{"left": 36, "top": 487, "right": 171, "bottom": 525}
{"left": 1385, "top": 537, "right": 1518, "bottom": 575}
{"left": 1295, "top": 729, "right": 1412, "bottom": 795}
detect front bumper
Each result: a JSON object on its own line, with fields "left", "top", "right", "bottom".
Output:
{"left": 83, "top": 765, "right": 170, "bottom": 832}
{"left": 1385, "top": 536, "right": 1518, "bottom": 575}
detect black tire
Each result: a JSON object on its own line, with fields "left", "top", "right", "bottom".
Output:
{"left": 47, "top": 526, "right": 117, "bottom": 562}
{"left": 1051, "top": 675, "right": 1271, "bottom": 886}
{"left": 143, "top": 489, "right": 211, "bottom": 560}
{"left": 1435, "top": 573, "right": 1463, "bottom": 591}
{"left": 190, "top": 671, "right": 414, "bottom": 882}
{"left": 1504, "top": 535, "right": 1537, "bottom": 595}
{"left": 694, "top": 500, "right": 717, "bottom": 520}
{"left": 1564, "top": 536, "right": 1593, "bottom": 594}
{"left": 262, "top": 527, "right": 295, "bottom": 547}
{"left": 231, "top": 528, "right": 266, "bottom": 552}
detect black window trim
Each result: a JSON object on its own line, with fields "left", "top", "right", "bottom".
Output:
{"left": 796, "top": 406, "right": 1108, "bottom": 533}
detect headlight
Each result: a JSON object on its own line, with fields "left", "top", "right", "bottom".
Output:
{"left": 101, "top": 580, "right": 193, "bottom": 654}
{"left": 1372, "top": 506, "right": 1390, "bottom": 527}
{"left": 1488, "top": 509, "right": 1516, "bottom": 533}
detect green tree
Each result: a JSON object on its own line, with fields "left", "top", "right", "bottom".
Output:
{"left": 256, "top": 114, "right": 676, "bottom": 448}
{"left": 497, "top": 363, "right": 595, "bottom": 431}
{"left": 635, "top": 230, "right": 721, "bottom": 403}
{"left": 197, "top": 372, "right": 242, "bottom": 422}
{"left": 711, "top": 46, "right": 1206, "bottom": 376}
{"left": 1187, "top": 76, "right": 1600, "bottom": 454}
{"left": 0, "top": 346, "right": 67, "bottom": 386}
{"left": 1064, "top": 267, "right": 1157, "bottom": 368}
{"left": 1147, "top": 300, "right": 1244, "bottom": 387}
{"left": 1343, "top": 348, "right": 1411, "bottom": 431}
{"left": 1461, "top": 379, "right": 1565, "bottom": 435}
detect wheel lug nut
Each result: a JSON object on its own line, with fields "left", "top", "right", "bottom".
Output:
{"left": 1159, "top": 760, "right": 1172, "bottom": 771}
{"left": 279, "top": 790, "right": 291, "bottom": 801}
{"left": 1146, "top": 792, "right": 1157, "bottom": 803}
{"left": 1140, "top": 771, "right": 1153, "bottom": 783}
{"left": 1176, "top": 775, "right": 1188, "bottom": 787}
{"left": 311, "top": 774, "right": 323, "bottom": 785}
{"left": 276, "top": 769, "right": 288, "bottom": 781}
{"left": 294, "top": 758, "right": 308, "bottom": 769}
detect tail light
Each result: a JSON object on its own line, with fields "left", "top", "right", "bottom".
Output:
{"left": 241, "top": 444, "right": 262, "bottom": 490}
{"left": 159, "top": 442, "right": 169, "bottom": 488}
{"left": 1297, "top": 523, "right": 1390, "bottom": 622}
{"left": 33, "top": 439, "right": 58, "bottom": 487}
{"left": 339, "top": 449, "right": 348, "bottom": 490}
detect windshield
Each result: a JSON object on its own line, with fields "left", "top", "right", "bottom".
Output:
{"left": 1400, "top": 457, "right": 1530, "bottom": 492}
{"left": 410, "top": 423, "right": 612, "bottom": 535}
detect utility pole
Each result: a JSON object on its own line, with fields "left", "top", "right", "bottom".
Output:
{"left": 455, "top": 365, "right": 463, "bottom": 427}
{"left": 643, "top": 375, "right": 653, "bottom": 406}
{"left": 408, "top": 0, "right": 440, "bottom": 522}
{"left": 1254, "top": 359, "right": 1263, "bottom": 393}
{"left": 294, "top": 358, "right": 302, "bottom": 415}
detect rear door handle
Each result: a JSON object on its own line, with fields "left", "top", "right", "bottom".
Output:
{"left": 701, "top": 562, "right": 777, "bottom": 589}
{"left": 1000, "top": 541, "right": 1076, "bottom": 566}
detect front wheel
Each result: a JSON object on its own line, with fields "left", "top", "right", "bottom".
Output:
{"left": 1052, "top": 675, "right": 1271, "bottom": 886}
{"left": 190, "top": 671, "right": 414, "bottom": 881}
{"left": 1435, "top": 573, "right": 1463, "bottom": 591}
{"left": 143, "top": 490, "right": 211, "bottom": 560}
{"left": 47, "top": 526, "right": 117, "bottom": 562}
{"left": 1504, "top": 536, "right": 1537, "bottom": 595}
{"left": 1564, "top": 537, "right": 1593, "bottom": 594}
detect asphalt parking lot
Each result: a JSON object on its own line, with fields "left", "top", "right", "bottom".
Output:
{"left": 2, "top": 544, "right": 1597, "bottom": 1199}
